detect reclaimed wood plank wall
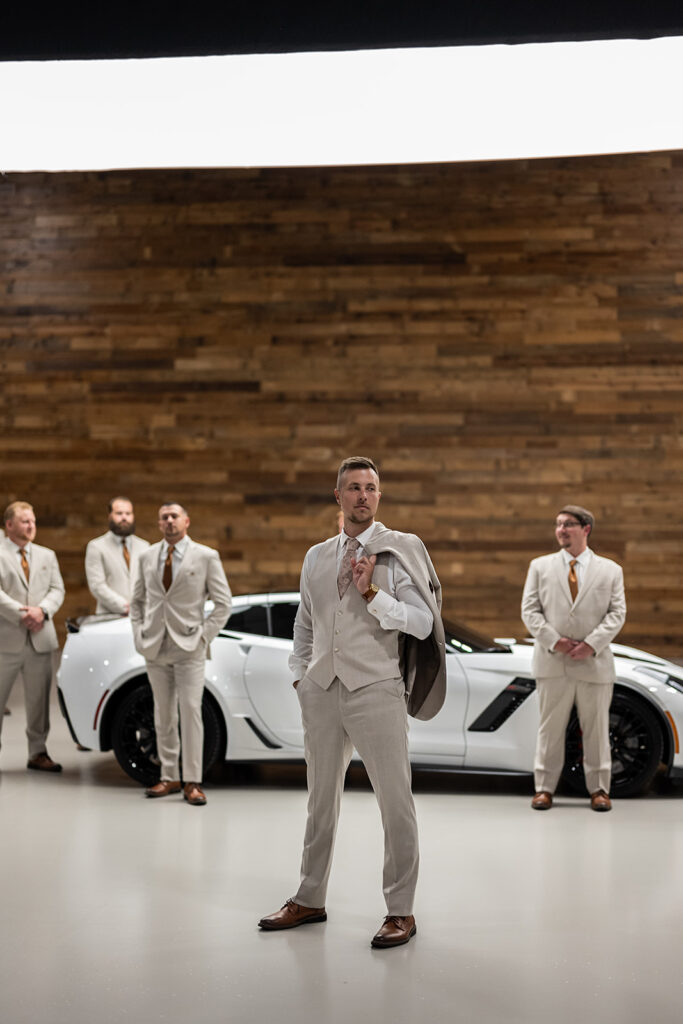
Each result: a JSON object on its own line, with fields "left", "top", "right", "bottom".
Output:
{"left": 1, "top": 153, "right": 682, "bottom": 654}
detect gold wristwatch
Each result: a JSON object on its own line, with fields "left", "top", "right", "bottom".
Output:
{"left": 362, "top": 583, "right": 379, "bottom": 602}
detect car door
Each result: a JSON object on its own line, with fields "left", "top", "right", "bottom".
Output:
{"left": 241, "top": 598, "right": 305, "bottom": 749}
{"left": 407, "top": 651, "right": 468, "bottom": 760}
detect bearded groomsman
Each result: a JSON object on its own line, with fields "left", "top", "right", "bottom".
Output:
{"left": 85, "top": 497, "right": 150, "bottom": 615}
{"left": 521, "top": 505, "right": 626, "bottom": 812}
{"left": 130, "top": 503, "right": 232, "bottom": 806}
{"left": 0, "top": 501, "right": 65, "bottom": 771}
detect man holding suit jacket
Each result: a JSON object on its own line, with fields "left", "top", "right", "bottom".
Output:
{"left": 0, "top": 501, "right": 65, "bottom": 771}
{"left": 130, "top": 503, "right": 232, "bottom": 806}
{"left": 521, "top": 505, "right": 626, "bottom": 812}
{"left": 85, "top": 497, "right": 150, "bottom": 615}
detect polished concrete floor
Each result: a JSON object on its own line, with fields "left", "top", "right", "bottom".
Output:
{"left": 2, "top": 688, "right": 683, "bottom": 1024}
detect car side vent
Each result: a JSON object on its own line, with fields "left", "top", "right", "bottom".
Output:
{"left": 468, "top": 678, "right": 536, "bottom": 732}
{"left": 244, "top": 717, "right": 282, "bottom": 750}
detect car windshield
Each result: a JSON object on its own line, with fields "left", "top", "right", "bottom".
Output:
{"left": 442, "top": 618, "right": 511, "bottom": 654}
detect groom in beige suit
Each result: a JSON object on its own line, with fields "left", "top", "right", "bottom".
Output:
{"left": 0, "top": 501, "right": 65, "bottom": 771}
{"left": 521, "top": 505, "right": 626, "bottom": 812}
{"left": 259, "top": 456, "right": 446, "bottom": 949}
{"left": 130, "top": 503, "right": 232, "bottom": 806}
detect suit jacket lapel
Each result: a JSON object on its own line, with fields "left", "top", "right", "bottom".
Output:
{"left": 573, "top": 554, "right": 599, "bottom": 609}
{"left": 167, "top": 539, "right": 194, "bottom": 591}
{"left": 553, "top": 551, "right": 573, "bottom": 605}
{"left": 6, "top": 544, "right": 29, "bottom": 591}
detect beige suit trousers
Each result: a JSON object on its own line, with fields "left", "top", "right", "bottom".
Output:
{"left": 145, "top": 633, "right": 206, "bottom": 784}
{"left": 0, "top": 635, "right": 53, "bottom": 759}
{"left": 294, "top": 675, "right": 419, "bottom": 916}
{"left": 535, "top": 674, "right": 613, "bottom": 795}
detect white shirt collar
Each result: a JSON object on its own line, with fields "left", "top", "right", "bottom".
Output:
{"left": 11, "top": 540, "right": 31, "bottom": 558}
{"left": 162, "top": 535, "right": 190, "bottom": 557}
{"left": 561, "top": 546, "right": 592, "bottom": 566}
{"left": 339, "top": 522, "right": 376, "bottom": 551}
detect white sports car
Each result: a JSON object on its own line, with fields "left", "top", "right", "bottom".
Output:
{"left": 58, "top": 592, "right": 683, "bottom": 797}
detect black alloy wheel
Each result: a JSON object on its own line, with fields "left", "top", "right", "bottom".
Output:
{"left": 562, "top": 689, "right": 664, "bottom": 798}
{"left": 110, "top": 679, "right": 225, "bottom": 786}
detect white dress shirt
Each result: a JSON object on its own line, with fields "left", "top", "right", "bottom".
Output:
{"left": 158, "top": 535, "right": 190, "bottom": 582}
{"left": 561, "top": 546, "right": 592, "bottom": 589}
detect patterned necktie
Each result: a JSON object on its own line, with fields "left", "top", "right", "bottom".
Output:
{"left": 337, "top": 537, "right": 360, "bottom": 598}
{"left": 122, "top": 539, "right": 131, "bottom": 569}
{"left": 20, "top": 548, "right": 30, "bottom": 582}
{"left": 163, "top": 545, "right": 175, "bottom": 591}
{"left": 568, "top": 559, "right": 579, "bottom": 601}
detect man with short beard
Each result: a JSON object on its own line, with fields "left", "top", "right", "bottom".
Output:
{"left": 85, "top": 497, "right": 150, "bottom": 615}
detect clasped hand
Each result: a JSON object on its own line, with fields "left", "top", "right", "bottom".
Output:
{"left": 20, "top": 605, "right": 46, "bottom": 632}
{"left": 555, "top": 637, "right": 595, "bottom": 660}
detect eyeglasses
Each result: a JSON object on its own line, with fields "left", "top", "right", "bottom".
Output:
{"left": 555, "top": 520, "right": 583, "bottom": 529}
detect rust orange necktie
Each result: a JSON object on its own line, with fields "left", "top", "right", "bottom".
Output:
{"left": 568, "top": 559, "right": 578, "bottom": 601}
{"left": 163, "top": 545, "right": 175, "bottom": 591}
{"left": 122, "top": 539, "right": 130, "bottom": 569}
{"left": 20, "top": 549, "right": 30, "bottom": 582}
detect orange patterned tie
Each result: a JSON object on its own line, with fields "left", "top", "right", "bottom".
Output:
{"left": 568, "top": 559, "right": 578, "bottom": 601}
{"left": 122, "top": 539, "right": 131, "bottom": 569}
{"left": 163, "top": 545, "right": 175, "bottom": 591}
{"left": 20, "top": 548, "right": 30, "bottom": 582}
{"left": 337, "top": 538, "right": 360, "bottom": 598}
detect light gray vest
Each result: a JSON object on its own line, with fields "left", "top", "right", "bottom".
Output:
{"left": 305, "top": 540, "right": 400, "bottom": 691}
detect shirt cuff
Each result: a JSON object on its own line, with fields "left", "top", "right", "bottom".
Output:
{"left": 365, "top": 587, "right": 394, "bottom": 620}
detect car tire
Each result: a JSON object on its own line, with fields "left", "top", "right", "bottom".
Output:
{"left": 561, "top": 689, "right": 664, "bottom": 798}
{"left": 110, "top": 679, "right": 225, "bottom": 786}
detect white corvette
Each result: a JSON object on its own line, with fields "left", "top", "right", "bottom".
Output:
{"left": 58, "top": 591, "right": 683, "bottom": 797}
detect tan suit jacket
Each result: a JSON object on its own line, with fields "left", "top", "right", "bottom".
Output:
{"left": 130, "top": 538, "right": 232, "bottom": 661}
{"left": 85, "top": 532, "right": 150, "bottom": 614}
{"left": 0, "top": 536, "right": 65, "bottom": 653}
{"left": 521, "top": 549, "right": 626, "bottom": 683}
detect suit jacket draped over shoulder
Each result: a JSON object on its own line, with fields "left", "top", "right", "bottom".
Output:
{"left": 364, "top": 524, "right": 446, "bottom": 721}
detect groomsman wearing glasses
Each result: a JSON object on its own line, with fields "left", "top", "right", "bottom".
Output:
{"left": 521, "top": 505, "right": 626, "bottom": 812}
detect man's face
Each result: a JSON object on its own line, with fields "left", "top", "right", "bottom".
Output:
{"left": 158, "top": 504, "right": 190, "bottom": 544}
{"left": 108, "top": 500, "right": 135, "bottom": 537}
{"left": 5, "top": 508, "right": 37, "bottom": 548}
{"left": 335, "top": 469, "right": 381, "bottom": 530}
{"left": 555, "top": 514, "right": 590, "bottom": 556}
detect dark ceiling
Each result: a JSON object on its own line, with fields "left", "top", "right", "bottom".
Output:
{"left": 3, "top": 3, "right": 683, "bottom": 61}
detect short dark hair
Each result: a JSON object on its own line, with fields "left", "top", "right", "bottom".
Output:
{"left": 558, "top": 504, "right": 595, "bottom": 534}
{"left": 336, "top": 456, "right": 380, "bottom": 490}
{"left": 108, "top": 496, "right": 133, "bottom": 513}
{"left": 159, "top": 501, "right": 189, "bottom": 516}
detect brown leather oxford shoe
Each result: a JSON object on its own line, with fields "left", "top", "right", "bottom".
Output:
{"left": 590, "top": 789, "right": 612, "bottom": 812}
{"left": 371, "top": 915, "right": 417, "bottom": 949}
{"left": 258, "top": 899, "right": 327, "bottom": 930}
{"left": 27, "top": 752, "right": 62, "bottom": 773}
{"left": 531, "top": 791, "right": 553, "bottom": 810}
{"left": 145, "top": 780, "right": 181, "bottom": 798}
{"left": 183, "top": 782, "right": 207, "bottom": 806}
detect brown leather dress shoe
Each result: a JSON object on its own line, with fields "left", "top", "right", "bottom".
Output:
{"left": 183, "top": 782, "right": 207, "bottom": 806}
{"left": 27, "top": 752, "right": 62, "bottom": 773}
{"left": 145, "top": 780, "right": 181, "bottom": 798}
{"left": 258, "top": 899, "right": 327, "bottom": 930}
{"left": 531, "top": 791, "right": 553, "bottom": 810}
{"left": 590, "top": 789, "right": 612, "bottom": 812}
{"left": 371, "top": 915, "right": 417, "bottom": 949}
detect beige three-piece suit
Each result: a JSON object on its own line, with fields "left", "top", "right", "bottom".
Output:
{"left": 85, "top": 531, "right": 150, "bottom": 614}
{"left": 0, "top": 536, "right": 65, "bottom": 758}
{"left": 290, "top": 522, "right": 446, "bottom": 916}
{"left": 521, "top": 548, "right": 626, "bottom": 794}
{"left": 130, "top": 538, "right": 232, "bottom": 783}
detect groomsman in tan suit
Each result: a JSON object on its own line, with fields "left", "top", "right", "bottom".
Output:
{"left": 259, "top": 456, "right": 445, "bottom": 949}
{"left": 85, "top": 497, "right": 150, "bottom": 614}
{"left": 130, "top": 503, "right": 232, "bottom": 806}
{"left": 0, "top": 501, "right": 65, "bottom": 771}
{"left": 521, "top": 505, "right": 626, "bottom": 812}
